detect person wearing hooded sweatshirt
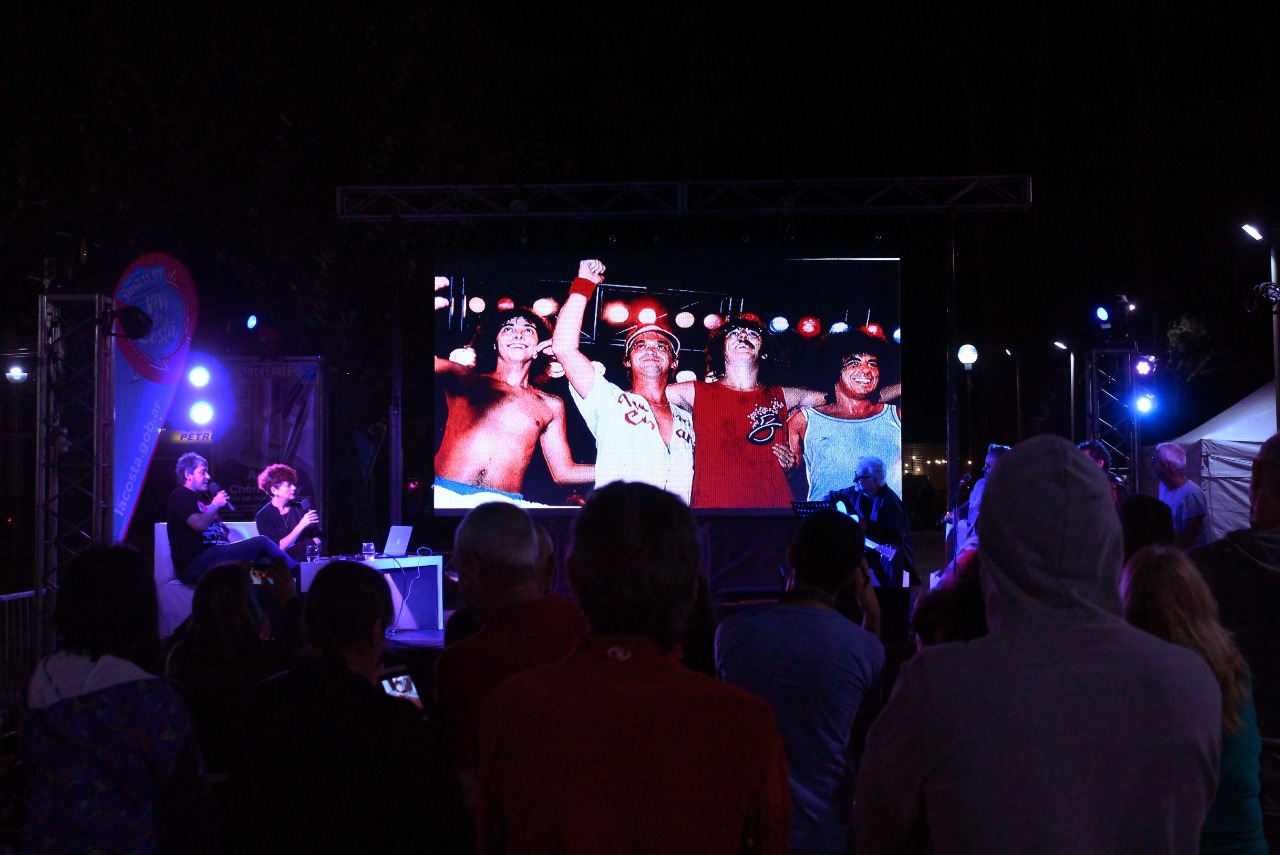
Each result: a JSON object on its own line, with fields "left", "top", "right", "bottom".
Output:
{"left": 1192, "top": 432, "right": 1280, "bottom": 851}
{"left": 854, "top": 434, "right": 1222, "bottom": 855}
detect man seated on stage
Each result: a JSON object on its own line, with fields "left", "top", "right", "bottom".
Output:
{"left": 788, "top": 328, "right": 903, "bottom": 501}
{"left": 434, "top": 287, "right": 595, "bottom": 507}
{"left": 166, "top": 452, "right": 298, "bottom": 585}
{"left": 667, "top": 316, "right": 827, "bottom": 508}
{"left": 716, "top": 510, "right": 884, "bottom": 854}
{"left": 552, "top": 259, "right": 695, "bottom": 503}
{"left": 434, "top": 502, "right": 587, "bottom": 810}
{"left": 833, "top": 456, "right": 914, "bottom": 589}
{"left": 254, "top": 463, "right": 321, "bottom": 562}
{"left": 479, "top": 482, "right": 790, "bottom": 853}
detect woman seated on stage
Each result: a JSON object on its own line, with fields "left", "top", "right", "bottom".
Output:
{"left": 254, "top": 463, "right": 321, "bottom": 562}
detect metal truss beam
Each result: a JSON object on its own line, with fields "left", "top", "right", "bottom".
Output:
{"left": 35, "top": 295, "right": 113, "bottom": 655}
{"left": 1085, "top": 347, "right": 1141, "bottom": 492}
{"left": 337, "top": 176, "right": 1033, "bottom": 222}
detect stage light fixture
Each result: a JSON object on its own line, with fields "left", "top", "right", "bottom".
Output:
{"left": 769, "top": 316, "right": 789, "bottom": 333}
{"left": 829, "top": 321, "right": 850, "bottom": 334}
{"left": 1096, "top": 307, "right": 1110, "bottom": 323}
{"left": 704, "top": 314, "right": 724, "bottom": 330}
{"left": 532, "top": 297, "right": 559, "bottom": 317}
{"left": 188, "top": 366, "right": 211, "bottom": 387}
{"left": 741, "top": 312, "right": 761, "bottom": 324}
{"left": 602, "top": 302, "right": 630, "bottom": 325}
{"left": 1135, "top": 393, "right": 1157, "bottom": 415}
{"left": 1135, "top": 355, "right": 1157, "bottom": 377}
{"left": 893, "top": 328, "right": 901, "bottom": 343}
{"left": 1054, "top": 341, "right": 1068, "bottom": 350}
{"left": 637, "top": 307, "right": 658, "bottom": 325}
{"left": 190, "top": 402, "right": 214, "bottom": 425}
{"left": 864, "top": 322, "right": 883, "bottom": 338}
{"left": 434, "top": 275, "right": 451, "bottom": 287}
{"left": 467, "top": 296, "right": 486, "bottom": 313}
{"left": 1243, "top": 224, "right": 1265, "bottom": 242}
{"left": 497, "top": 298, "right": 515, "bottom": 311}
{"left": 246, "top": 314, "right": 258, "bottom": 330}
{"left": 957, "top": 344, "right": 978, "bottom": 371}
{"left": 797, "top": 316, "right": 821, "bottom": 338}
{"left": 6, "top": 366, "right": 28, "bottom": 383}
{"left": 675, "top": 311, "right": 695, "bottom": 329}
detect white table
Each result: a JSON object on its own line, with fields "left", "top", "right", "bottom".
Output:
{"left": 300, "top": 555, "right": 443, "bottom": 631}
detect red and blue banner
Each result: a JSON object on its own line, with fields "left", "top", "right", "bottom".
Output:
{"left": 112, "top": 253, "right": 199, "bottom": 542}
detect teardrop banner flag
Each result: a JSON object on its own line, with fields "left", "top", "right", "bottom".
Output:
{"left": 112, "top": 253, "right": 200, "bottom": 542}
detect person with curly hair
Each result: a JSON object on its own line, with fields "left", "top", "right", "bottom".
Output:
{"left": 667, "top": 315, "right": 826, "bottom": 508}
{"left": 254, "top": 463, "right": 320, "bottom": 562}
{"left": 433, "top": 293, "right": 594, "bottom": 508}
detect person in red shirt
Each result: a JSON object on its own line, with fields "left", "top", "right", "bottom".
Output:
{"left": 667, "top": 316, "right": 826, "bottom": 508}
{"left": 478, "top": 482, "right": 791, "bottom": 854}
{"left": 434, "top": 502, "right": 587, "bottom": 810}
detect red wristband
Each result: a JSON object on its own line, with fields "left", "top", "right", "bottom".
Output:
{"left": 569, "top": 277, "right": 597, "bottom": 301}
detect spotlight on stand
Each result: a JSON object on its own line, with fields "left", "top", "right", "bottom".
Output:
{"left": 105, "top": 304, "right": 154, "bottom": 341}
{"left": 190, "top": 402, "right": 214, "bottom": 425}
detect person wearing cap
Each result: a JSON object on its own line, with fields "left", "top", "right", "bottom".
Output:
{"left": 434, "top": 288, "right": 595, "bottom": 508}
{"left": 551, "top": 259, "right": 695, "bottom": 503}
{"left": 667, "top": 316, "right": 828, "bottom": 508}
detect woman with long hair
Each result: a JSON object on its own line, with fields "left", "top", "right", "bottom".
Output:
{"left": 1121, "top": 545, "right": 1267, "bottom": 855}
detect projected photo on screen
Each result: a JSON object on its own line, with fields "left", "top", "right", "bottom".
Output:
{"left": 433, "top": 247, "right": 901, "bottom": 513}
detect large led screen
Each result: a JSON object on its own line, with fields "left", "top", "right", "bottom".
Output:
{"left": 433, "top": 247, "right": 901, "bottom": 513}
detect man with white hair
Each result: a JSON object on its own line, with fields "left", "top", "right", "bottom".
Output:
{"left": 855, "top": 434, "right": 1221, "bottom": 854}
{"left": 434, "top": 502, "right": 587, "bottom": 809}
{"left": 1151, "top": 441, "right": 1209, "bottom": 549}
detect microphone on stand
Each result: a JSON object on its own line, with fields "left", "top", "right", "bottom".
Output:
{"left": 209, "top": 481, "right": 235, "bottom": 512}
{"left": 301, "top": 496, "right": 323, "bottom": 533}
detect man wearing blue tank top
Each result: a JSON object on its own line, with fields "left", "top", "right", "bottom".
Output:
{"left": 788, "top": 328, "right": 902, "bottom": 501}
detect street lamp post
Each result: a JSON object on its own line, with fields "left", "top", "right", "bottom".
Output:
{"left": 1054, "top": 341, "right": 1076, "bottom": 442}
{"left": 1243, "top": 224, "right": 1280, "bottom": 431}
{"left": 958, "top": 344, "right": 978, "bottom": 469}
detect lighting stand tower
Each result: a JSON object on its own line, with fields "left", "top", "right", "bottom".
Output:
{"left": 34, "top": 295, "right": 114, "bottom": 654}
{"left": 1084, "top": 347, "right": 1139, "bottom": 490}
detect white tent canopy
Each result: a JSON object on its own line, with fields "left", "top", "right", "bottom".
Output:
{"left": 1153, "top": 382, "right": 1277, "bottom": 540}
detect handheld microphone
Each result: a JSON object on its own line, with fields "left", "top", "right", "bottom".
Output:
{"left": 959, "top": 473, "right": 973, "bottom": 486}
{"left": 301, "top": 496, "right": 323, "bottom": 533}
{"left": 209, "top": 481, "right": 235, "bottom": 512}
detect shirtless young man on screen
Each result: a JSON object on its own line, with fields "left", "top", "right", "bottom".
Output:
{"left": 434, "top": 284, "right": 594, "bottom": 507}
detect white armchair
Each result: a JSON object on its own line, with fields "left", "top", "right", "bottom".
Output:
{"left": 153, "top": 521, "right": 258, "bottom": 637}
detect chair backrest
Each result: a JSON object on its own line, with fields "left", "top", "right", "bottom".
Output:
{"left": 154, "top": 521, "right": 259, "bottom": 585}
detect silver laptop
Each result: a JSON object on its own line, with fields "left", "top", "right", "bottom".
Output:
{"left": 379, "top": 525, "right": 413, "bottom": 558}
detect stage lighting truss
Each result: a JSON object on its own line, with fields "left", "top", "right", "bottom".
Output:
{"left": 1084, "top": 348, "right": 1142, "bottom": 491}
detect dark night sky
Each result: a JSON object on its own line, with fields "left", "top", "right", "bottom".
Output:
{"left": 3, "top": 1, "right": 1279, "bottom": 449}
